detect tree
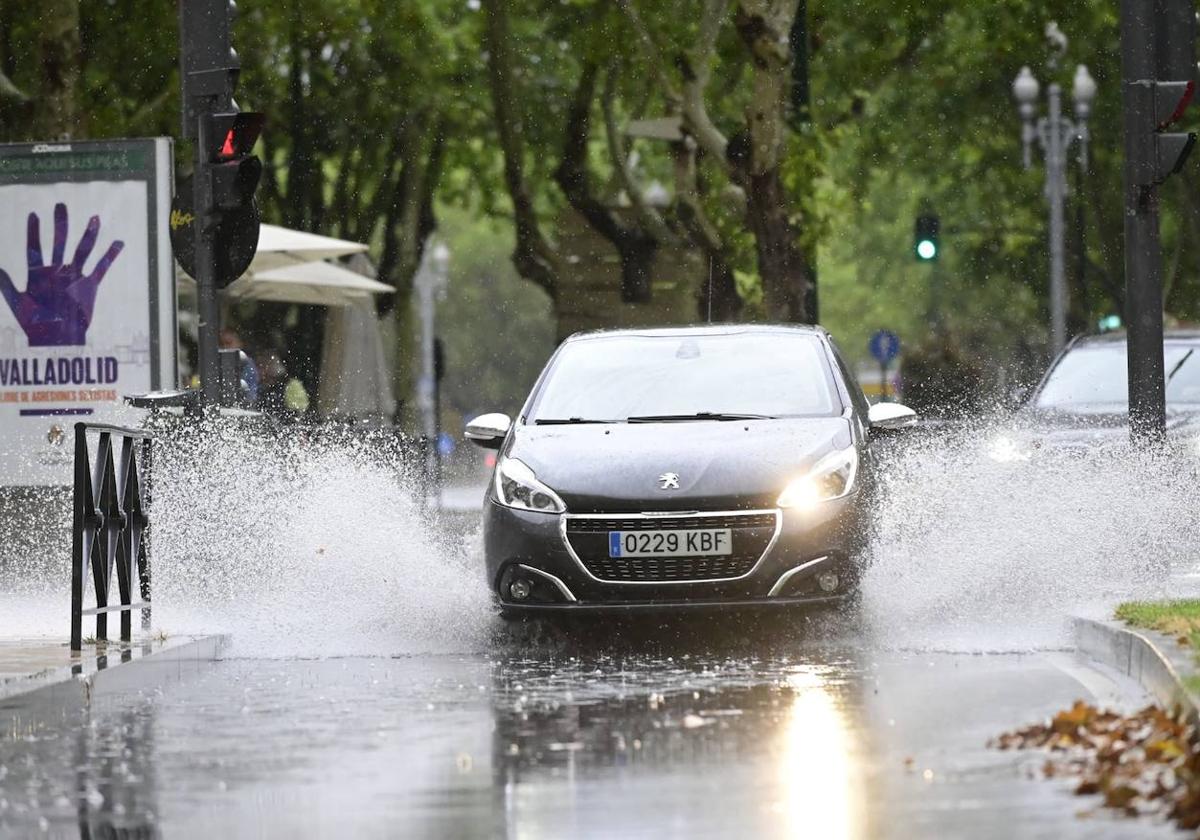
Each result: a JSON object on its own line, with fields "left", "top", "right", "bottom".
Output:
{"left": 479, "top": 0, "right": 815, "bottom": 322}
{"left": 4, "top": 0, "right": 1200, "bottom": 397}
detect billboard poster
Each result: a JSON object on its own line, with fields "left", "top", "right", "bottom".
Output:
{"left": 0, "top": 139, "right": 175, "bottom": 486}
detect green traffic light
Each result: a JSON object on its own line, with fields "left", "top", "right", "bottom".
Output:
{"left": 913, "top": 213, "right": 939, "bottom": 261}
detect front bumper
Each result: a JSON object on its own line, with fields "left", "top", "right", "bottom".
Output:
{"left": 482, "top": 495, "right": 865, "bottom": 611}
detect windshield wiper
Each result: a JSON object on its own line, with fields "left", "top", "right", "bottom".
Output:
{"left": 626, "top": 412, "right": 775, "bottom": 423}
{"left": 533, "top": 417, "right": 612, "bottom": 425}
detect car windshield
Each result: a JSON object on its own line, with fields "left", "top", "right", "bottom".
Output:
{"left": 527, "top": 332, "right": 840, "bottom": 422}
{"left": 1034, "top": 341, "right": 1200, "bottom": 413}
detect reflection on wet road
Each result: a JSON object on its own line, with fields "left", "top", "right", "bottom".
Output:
{"left": 0, "top": 615, "right": 1176, "bottom": 839}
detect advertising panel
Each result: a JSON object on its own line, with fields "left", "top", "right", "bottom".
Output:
{"left": 0, "top": 139, "right": 175, "bottom": 486}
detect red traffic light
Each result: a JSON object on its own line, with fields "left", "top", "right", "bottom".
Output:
{"left": 1154, "top": 80, "right": 1195, "bottom": 130}
{"left": 205, "top": 111, "right": 264, "bottom": 161}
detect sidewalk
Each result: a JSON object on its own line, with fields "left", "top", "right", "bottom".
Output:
{"left": 0, "top": 633, "right": 227, "bottom": 724}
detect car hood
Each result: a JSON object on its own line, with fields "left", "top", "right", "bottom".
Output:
{"left": 505, "top": 417, "right": 853, "bottom": 512}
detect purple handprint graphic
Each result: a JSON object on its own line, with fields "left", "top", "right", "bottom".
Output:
{"left": 0, "top": 203, "right": 124, "bottom": 347}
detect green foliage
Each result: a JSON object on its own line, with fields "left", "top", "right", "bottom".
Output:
{"left": 1116, "top": 600, "right": 1200, "bottom": 666}
{"left": 436, "top": 206, "right": 555, "bottom": 423}
{"left": 807, "top": 0, "right": 1150, "bottom": 372}
{"left": 4, "top": 0, "right": 1200, "bottom": 385}
{"left": 1116, "top": 599, "right": 1200, "bottom": 631}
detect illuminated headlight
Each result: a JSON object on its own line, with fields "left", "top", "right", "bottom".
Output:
{"left": 986, "top": 435, "right": 1032, "bottom": 463}
{"left": 777, "top": 446, "right": 858, "bottom": 510}
{"left": 494, "top": 457, "right": 566, "bottom": 514}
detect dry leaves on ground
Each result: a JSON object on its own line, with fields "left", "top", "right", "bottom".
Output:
{"left": 992, "top": 700, "right": 1200, "bottom": 831}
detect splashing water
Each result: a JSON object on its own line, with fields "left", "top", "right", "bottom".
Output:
{"left": 858, "top": 418, "right": 1200, "bottom": 651}
{"left": 3, "top": 415, "right": 1198, "bottom": 656}
{"left": 145, "top": 422, "right": 492, "bottom": 658}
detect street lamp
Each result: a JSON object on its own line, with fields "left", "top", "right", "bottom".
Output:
{"left": 415, "top": 241, "right": 450, "bottom": 505}
{"left": 1012, "top": 26, "right": 1096, "bottom": 354}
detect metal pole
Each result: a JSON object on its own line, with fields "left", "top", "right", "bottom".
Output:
{"left": 414, "top": 244, "right": 447, "bottom": 506}
{"left": 70, "top": 424, "right": 87, "bottom": 652}
{"left": 1120, "top": 0, "right": 1167, "bottom": 444}
{"left": 193, "top": 116, "right": 221, "bottom": 409}
{"left": 1045, "top": 83, "right": 1068, "bottom": 353}
{"left": 433, "top": 339, "right": 443, "bottom": 494}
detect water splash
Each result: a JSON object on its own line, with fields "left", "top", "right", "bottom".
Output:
{"left": 4, "top": 414, "right": 1199, "bottom": 657}
{"left": 145, "top": 421, "right": 491, "bottom": 658}
{"left": 858, "top": 417, "right": 1200, "bottom": 651}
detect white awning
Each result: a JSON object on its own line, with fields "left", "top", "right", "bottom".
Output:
{"left": 251, "top": 224, "right": 369, "bottom": 272}
{"left": 221, "top": 260, "right": 394, "bottom": 307}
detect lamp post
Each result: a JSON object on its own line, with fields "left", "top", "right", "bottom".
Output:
{"left": 415, "top": 241, "right": 450, "bottom": 506}
{"left": 1012, "top": 26, "right": 1097, "bottom": 354}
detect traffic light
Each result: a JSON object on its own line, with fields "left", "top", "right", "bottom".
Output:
{"left": 914, "top": 214, "right": 939, "bottom": 261}
{"left": 179, "top": 0, "right": 241, "bottom": 138}
{"left": 177, "top": 0, "right": 264, "bottom": 407}
{"left": 175, "top": 0, "right": 263, "bottom": 290}
{"left": 1139, "top": 0, "right": 1197, "bottom": 185}
{"left": 207, "top": 111, "right": 264, "bottom": 211}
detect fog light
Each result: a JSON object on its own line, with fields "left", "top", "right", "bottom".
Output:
{"left": 817, "top": 572, "right": 839, "bottom": 593}
{"left": 509, "top": 579, "right": 532, "bottom": 601}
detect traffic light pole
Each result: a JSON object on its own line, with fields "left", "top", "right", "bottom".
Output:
{"left": 179, "top": 0, "right": 263, "bottom": 413}
{"left": 1120, "top": 0, "right": 1167, "bottom": 444}
{"left": 193, "top": 115, "right": 222, "bottom": 409}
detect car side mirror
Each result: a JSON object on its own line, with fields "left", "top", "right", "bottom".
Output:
{"left": 868, "top": 402, "right": 918, "bottom": 431}
{"left": 464, "top": 412, "right": 511, "bottom": 449}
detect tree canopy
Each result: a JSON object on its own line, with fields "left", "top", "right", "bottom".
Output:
{"left": 2, "top": 0, "right": 1198, "bottom": 404}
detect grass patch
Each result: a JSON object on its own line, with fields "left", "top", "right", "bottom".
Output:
{"left": 1116, "top": 599, "right": 1200, "bottom": 644}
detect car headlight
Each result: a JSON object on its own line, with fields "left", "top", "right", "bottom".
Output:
{"left": 494, "top": 457, "right": 566, "bottom": 513}
{"left": 777, "top": 446, "right": 858, "bottom": 510}
{"left": 986, "top": 435, "right": 1032, "bottom": 463}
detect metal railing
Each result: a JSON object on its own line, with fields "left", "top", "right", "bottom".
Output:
{"left": 70, "top": 422, "right": 153, "bottom": 651}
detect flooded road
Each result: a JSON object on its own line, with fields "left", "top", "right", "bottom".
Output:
{"left": 3, "top": 430, "right": 1198, "bottom": 838}
{"left": 0, "top": 613, "right": 1177, "bottom": 839}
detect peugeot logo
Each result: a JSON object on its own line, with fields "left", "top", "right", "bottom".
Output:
{"left": 658, "top": 472, "right": 680, "bottom": 490}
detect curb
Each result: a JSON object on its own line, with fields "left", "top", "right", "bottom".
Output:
{"left": 0, "top": 634, "right": 228, "bottom": 735}
{"left": 1073, "top": 617, "right": 1200, "bottom": 725}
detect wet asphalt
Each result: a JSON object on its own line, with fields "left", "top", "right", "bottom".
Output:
{"left": 0, "top": 608, "right": 1180, "bottom": 840}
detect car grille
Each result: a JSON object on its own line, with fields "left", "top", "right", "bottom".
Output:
{"left": 562, "top": 512, "right": 778, "bottom": 583}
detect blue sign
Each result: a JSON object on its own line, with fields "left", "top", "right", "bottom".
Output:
{"left": 868, "top": 330, "right": 901, "bottom": 365}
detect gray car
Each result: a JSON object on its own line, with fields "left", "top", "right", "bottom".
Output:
{"left": 988, "top": 330, "right": 1200, "bottom": 462}
{"left": 465, "top": 325, "right": 918, "bottom": 614}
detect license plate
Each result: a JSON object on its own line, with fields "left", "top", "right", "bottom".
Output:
{"left": 608, "top": 529, "right": 733, "bottom": 558}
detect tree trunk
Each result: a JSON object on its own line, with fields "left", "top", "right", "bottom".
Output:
{"left": 553, "top": 62, "right": 658, "bottom": 303}
{"left": 283, "top": 20, "right": 315, "bottom": 230}
{"left": 34, "top": 0, "right": 80, "bottom": 139}
{"left": 735, "top": 0, "right": 811, "bottom": 322}
{"left": 375, "top": 121, "right": 445, "bottom": 430}
{"left": 482, "top": 0, "right": 560, "bottom": 300}
{"left": 746, "top": 168, "right": 808, "bottom": 321}
{"left": 671, "top": 138, "right": 742, "bottom": 321}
